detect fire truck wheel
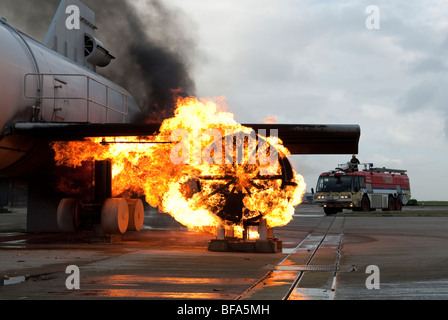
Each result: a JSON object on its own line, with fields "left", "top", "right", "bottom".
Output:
{"left": 395, "top": 197, "right": 403, "bottom": 211}
{"left": 383, "top": 196, "right": 395, "bottom": 211}
{"left": 361, "top": 196, "right": 370, "bottom": 212}
{"left": 324, "top": 207, "right": 338, "bottom": 215}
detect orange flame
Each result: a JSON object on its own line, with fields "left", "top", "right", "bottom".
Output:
{"left": 264, "top": 115, "right": 278, "bottom": 124}
{"left": 51, "top": 97, "right": 306, "bottom": 235}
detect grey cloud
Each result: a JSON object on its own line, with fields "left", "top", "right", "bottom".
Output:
{"left": 410, "top": 57, "right": 448, "bottom": 74}
{"left": 400, "top": 80, "right": 437, "bottom": 112}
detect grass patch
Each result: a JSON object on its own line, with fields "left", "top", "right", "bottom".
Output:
{"left": 390, "top": 210, "right": 448, "bottom": 215}
{"left": 343, "top": 209, "right": 448, "bottom": 215}
{"left": 415, "top": 201, "right": 448, "bottom": 206}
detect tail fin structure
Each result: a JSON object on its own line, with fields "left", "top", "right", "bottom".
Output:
{"left": 44, "top": 0, "right": 114, "bottom": 70}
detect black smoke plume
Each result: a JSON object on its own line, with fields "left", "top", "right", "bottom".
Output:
{"left": 0, "top": 0, "right": 196, "bottom": 122}
{"left": 87, "top": 0, "right": 196, "bottom": 122}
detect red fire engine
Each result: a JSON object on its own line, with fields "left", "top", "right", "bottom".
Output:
{"left": 313, "top": 162, "right": 411, "bottom": 215}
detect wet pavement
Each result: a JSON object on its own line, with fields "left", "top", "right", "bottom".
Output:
{"left": 0, "top": 205, "right": 448, "bottom": 300}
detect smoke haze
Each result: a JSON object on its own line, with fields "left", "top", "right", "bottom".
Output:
{"left": 0, "top": 0, "right": 196, "bottom": 122}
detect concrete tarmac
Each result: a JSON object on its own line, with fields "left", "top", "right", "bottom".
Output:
{"left": 0, "top": 205, "right": 447, "bottom": 300}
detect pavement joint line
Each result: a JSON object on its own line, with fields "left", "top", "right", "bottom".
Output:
{"left": 287, "top": 216, "right": 346, "bottom": 300}
{"left": 237, "top": 216, "right": 341, "bottom": 300}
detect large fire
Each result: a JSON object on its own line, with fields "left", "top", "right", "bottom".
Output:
{"left": 51, "top": 97, "right": 306, "bottom": 235}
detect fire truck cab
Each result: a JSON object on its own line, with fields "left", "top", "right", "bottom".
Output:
{"left": 314, "top": 162, "right": 411, "bottom": 215}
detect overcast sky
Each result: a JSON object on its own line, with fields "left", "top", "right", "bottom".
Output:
{"left": 134, "top": 0, "right": 448, "bottom": 201}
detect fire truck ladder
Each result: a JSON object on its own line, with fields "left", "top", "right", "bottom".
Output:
{"left": 351, "top": 163, "right": 408, "bottom": 175}
{"left": 369, "top": 167, "right": 407, "bottom": 175}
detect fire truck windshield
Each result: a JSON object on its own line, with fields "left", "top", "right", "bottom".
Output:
{"left": 316, "top": 176, "right": 353, "bottom": 192}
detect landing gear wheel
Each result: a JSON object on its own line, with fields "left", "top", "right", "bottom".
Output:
{"left": 101, "top": 198, "right": 129, "bottom": 234}
{"left": 127, "top": 199, "right": 144, "bottom": 232}
{"left": 57, "top": 198, "right": 81, "bottom": 232}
